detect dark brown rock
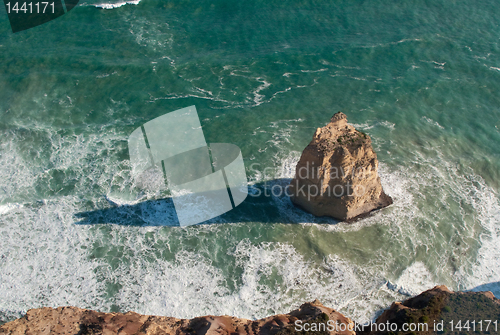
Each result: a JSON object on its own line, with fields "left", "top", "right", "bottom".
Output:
{"left": 358, "top": 285, "right": 500, "bottom": 335}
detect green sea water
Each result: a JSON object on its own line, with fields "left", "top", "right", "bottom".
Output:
{"left": 1, "top": 0, "right": 500, "bottom": 324}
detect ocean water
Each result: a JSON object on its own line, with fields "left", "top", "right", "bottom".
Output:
{"left": 1, "top": 0, "right": 500, "bottom": 324}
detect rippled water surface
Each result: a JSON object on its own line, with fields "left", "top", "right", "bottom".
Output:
{"left": 1, "top": 0, "right": 500, "bottom": 324}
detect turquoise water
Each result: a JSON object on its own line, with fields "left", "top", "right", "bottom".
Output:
{"left": 1, "top": 0, "right": 500, "bottom": 324}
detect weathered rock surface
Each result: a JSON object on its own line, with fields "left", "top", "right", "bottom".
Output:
{"left": 0, "top": 300, "right": 355, "bottom": 335}
{"left": 2, "top": 287, "right": 498, "bottom": 335}
{"left": 358, "top": 285, "right": 500, "bottom": 335}
{"left": 289, "top": 112, "right": 392, "bottom": 221}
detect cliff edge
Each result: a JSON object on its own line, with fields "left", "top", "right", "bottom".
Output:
{"left": 0, "top": 300, "right": 355, "bottom": 335}
{"left": 1, "top": 286, "right": 498, "bottom": 334}
{"left": 289, "top": 112, "right": 392, "bottom": 221}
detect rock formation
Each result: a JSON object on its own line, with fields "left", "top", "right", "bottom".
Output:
{"left": 1, "top": 286, "right": 498, "bottom": 335}
{"left": 358, "top": 285, "right": 500, "bottom": 335}
{"left": 289, "top": 112, "right": 392, "bottom": 221}
{"left": 0, "top": 300, "right": 355, "bottom": 335}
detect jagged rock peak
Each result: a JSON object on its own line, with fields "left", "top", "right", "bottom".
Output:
{"left": 330, "top": 111, "right": 347, "bottom": 123}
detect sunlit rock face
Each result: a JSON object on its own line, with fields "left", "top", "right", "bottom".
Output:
{"left": 290, "top": 112, "right": 392, "bottom": 221}
{"left": 0, "top": 300, "right": 356, "bottom": 335}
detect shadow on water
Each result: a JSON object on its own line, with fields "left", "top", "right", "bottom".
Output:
{"left": 74, "top": 178, "right": 341, "bottom": 226}
{"left": 469, "top": 282, "right": 500, "bottom": 297}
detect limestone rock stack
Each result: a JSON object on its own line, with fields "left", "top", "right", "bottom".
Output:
{"left": 289, "top": 112, "right": 392, "bottom": 221}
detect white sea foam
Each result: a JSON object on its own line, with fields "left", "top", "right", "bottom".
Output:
{"left": 1, "top": 114, "right": 500, "bottom": 325}
{"left": 0, "top": 196, "right": 105, "bottom": 319}
{"left": 388, "top": 262, "right": 438, "bottom": 296}
{"left": 0, "top": 129, "right": 127, "bottom": 318}
{"left": 94, "top": 0, "right": 140, "bottom": 9}
{"left": 422, "top": 116, "right": 445, "bottom": 129}
{"left": 0, "top": 203, "right": 23, "bottom": 215}
{"left": 0, "top": 140, "right": 38, "bottom": 203}
{"left": 108, "top": 237, "right": 395, "bottom": 322}
{"left": 146, "top": 58, "right": 322, "bottom": 110}
{"left": 461, "top": 178, "right": 500, "bottom": 296}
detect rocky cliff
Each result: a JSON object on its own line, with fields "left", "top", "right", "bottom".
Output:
{"left": 1, "top": 286, "right": 498, "bottom": 335}
{"left": 0, "top": 300, "right": 355, "bottom": 335}
{"left": 289, "top": 112, "right": 392, "bottom": 221}
{"left": 358, "top": 285, "right": 500, "bottom": 335}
